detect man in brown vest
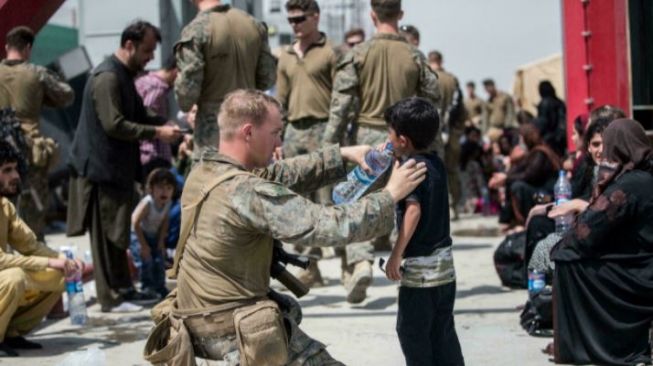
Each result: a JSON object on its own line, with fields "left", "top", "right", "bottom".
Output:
{"left": 175, "top": 0, "right": 277, "bottom": 162}
{"left": 0, "top": 26, "right": 74, "bottom": 241}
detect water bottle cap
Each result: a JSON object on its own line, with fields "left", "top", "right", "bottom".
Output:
{"left": 559, "top": 170, "right": 565, "bottom": 177}
{"left": 384, "top": 142, "right": 393, "bottom": 151}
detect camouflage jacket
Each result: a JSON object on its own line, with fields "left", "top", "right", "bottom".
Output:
{"left": 174, "top": 4, "right": 276, "bottom": 113}
{"left": 0, "top": 59, "right": 74, "bottom": 134}
{"left": 176, "top": 145, "right": 395, "bottom": 309}
{"left": 323, "top": 33, "right": 440, "bottom": 144}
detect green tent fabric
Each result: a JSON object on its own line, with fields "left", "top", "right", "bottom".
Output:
{"left": 32, "top": 24, "right": 78, "bottom": 66}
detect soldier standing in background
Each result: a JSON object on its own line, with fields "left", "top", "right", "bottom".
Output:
{"left": 428, "top": 50, "right": 466, "bottom": 220}
{"left": 399, "top": 24, "right": 419, "bottom": 47}
{"left": 482, "top": 78, "right": 516, "bottom": 142}
{"left": 323, "top": 0, "right": 440, "bottom": 304}
{"left": 464, "top": 81, "right": 484, "bottom": 127}
{"left": 276, "top": 0, "right": 339, "bottom": 287}
{"left": 0, "top": 26, "right": 74, "bottom": 241}
{"left": 175, "top": 0, "right": 276, "bottom": 162}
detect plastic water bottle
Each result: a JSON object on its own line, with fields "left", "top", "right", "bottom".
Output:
{"left": 553, "top": 170, "right": 573, "bottom": 234}
{"left": 332, "top": 143, "right": 393, "bottom": 204}
{"left": 528, "top": 269, "right": 546, "bottom": 294}
{"left": 63, "top": 249, "right": 87, "bottom": 325}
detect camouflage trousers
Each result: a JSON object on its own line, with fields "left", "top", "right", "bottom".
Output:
{"left": 193, "top": 107, "right": 220, "bottom": 162}
{"left": 445, "top": 129, "right": 463, "bottom": 212}
{"left": 195, "top": 293, "right": 343, "bottom": 366}
{"left": 17, "top": 164, "right": 49, "bottom": 241}
{"left": 283, "top": 120, "right": 332, "bottom": 205}
{"left": 283, "top": 120, "right": 333, "bottom": 260}
{"left": 344, "top": 125, "right": 391, "bottom": 266}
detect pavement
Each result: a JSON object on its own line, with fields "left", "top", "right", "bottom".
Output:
{"left": 1, "top": 214, "right": 562, "bottom": 366}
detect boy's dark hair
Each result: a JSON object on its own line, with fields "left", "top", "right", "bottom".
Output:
{"left": 0, "top": 140, "right": 20, "bottom": 167}
{"left": 482, "top": 78, "right": 495, "bottom": 87}
{"left": 120, "top": 20, "right": 161, "bottom": 48}
{"left": 384, "top": 97, "right": 439, "bottom": 151}
{"left": 147, "top": 168, "right": 176, "bottom": 189}
{"left": 371, "top": 0, "right": 402, "bottom": 22}
{"left": 285, "top": 0, "right": 320, "bottom": 13}
{"left": 162, "top": 54, "right": 177, "bottom": 71}
{"left": 6, "top": 26, "right": 34, "bottom": 51}
{"left": 466, "top": 81, "right": 475, "bottom": 88}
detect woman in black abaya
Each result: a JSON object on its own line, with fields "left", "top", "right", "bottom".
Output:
{"left": 551, "top": 118, "right": 653, "bottom": 365}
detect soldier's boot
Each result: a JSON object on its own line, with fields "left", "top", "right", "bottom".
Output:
{"left": 297, "top": 260, "right": 326, "bottom": 288}
{"left": 345, "top": 260, "right": 372, "bottom": 304}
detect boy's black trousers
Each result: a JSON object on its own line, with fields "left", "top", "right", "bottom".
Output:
{"left": 396, "top": 281, "right": 465, "bottom": 366}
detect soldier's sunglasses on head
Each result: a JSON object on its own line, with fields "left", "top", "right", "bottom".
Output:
{"left": 287, "top": 15, "right": 307, "bottom": 24}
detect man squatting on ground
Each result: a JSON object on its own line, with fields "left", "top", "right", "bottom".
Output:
{"left": 144, "top": 89, "right": 427, "bottom": 365}
{"left": 0, "top": 141, "right": 83, "bottom": 358}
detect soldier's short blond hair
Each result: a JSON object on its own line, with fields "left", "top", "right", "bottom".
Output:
{"left": 218, "top": 89, "right": 282, "bottom": 140}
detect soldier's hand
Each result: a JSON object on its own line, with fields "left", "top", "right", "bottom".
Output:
{"left": 384, "top": 159, "right": 427, "bottom": 203}
{"left": 155, "top": 125, "right": 182, "bottom": 143}
{"left": 341, "top": 145, "right": 373, "bottom": 173}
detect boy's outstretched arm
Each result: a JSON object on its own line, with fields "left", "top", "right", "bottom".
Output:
{"left": 387, "top": 201, "right": 421, "bottom": 281}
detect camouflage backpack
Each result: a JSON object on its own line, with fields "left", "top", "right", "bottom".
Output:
{"left": 0, "top": 108, "right": 29, "bottom": 177}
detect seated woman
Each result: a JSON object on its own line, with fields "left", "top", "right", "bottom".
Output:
{"left": 551, "top": 119, "right": 653, "bottom": 365}
{"left": 490, "top": 123, "right": 560, "bottom": 231}
{"left": 526, "top": 115, "right": 614, "bottom": 272}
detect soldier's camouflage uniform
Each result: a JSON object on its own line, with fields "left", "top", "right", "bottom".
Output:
{"left": 174, "top": 4, "right": 276, "bottom": 161}
{"left": 436, "top": 68, "right": 466, "bottom": 218}
{"left": 176, "top": 145, "right": 395, "bottom": 365}
{"left": 0, "top": 60, "right": 74, "bottom": 240}
{"left": 323, "top": 33, "right": 440, "bottom": 266}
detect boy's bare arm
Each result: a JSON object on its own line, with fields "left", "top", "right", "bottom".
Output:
{"left": 157, "top": 213, "right": 169, "bottom": 252}
{"left": 387, "top": 201, "right": 421, "bottom": 281}
{"left": 132, "top": 202, "right": 151, "bottom": 260}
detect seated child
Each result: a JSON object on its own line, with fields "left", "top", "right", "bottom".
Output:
{"left": 129, "top": 168, "right": 175, "bottom": 298}
{"left": 383, "top": 97, "right": 465, "bottom": 366}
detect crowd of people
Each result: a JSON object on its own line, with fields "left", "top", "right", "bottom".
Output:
{"left": 0, "top": 0, "right": 651, "bottom": 364}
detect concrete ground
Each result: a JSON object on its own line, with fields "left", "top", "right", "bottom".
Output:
{"left": 1, "top": 215, "right": 563, "bottom": 366}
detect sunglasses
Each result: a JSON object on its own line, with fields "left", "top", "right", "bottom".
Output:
{"left": 287, "top": 15, "right": 307, "bottom": 24}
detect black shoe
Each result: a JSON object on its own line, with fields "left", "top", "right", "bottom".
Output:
{"left": 4, "top": 336, "right": 42, "bottom": 350}
{"left": 0, "top": 342, "right": 18, "bottom": 357}
{"left": 122, "top": 289, "right": 159, "bottom": 306}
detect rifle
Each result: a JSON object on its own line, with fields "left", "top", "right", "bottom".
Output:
{"left": 271, "top": 240, "right": 310, "bottom": 298}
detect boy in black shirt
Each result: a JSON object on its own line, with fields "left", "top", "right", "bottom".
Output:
{"left": 383, "top": 97, "right": 464, "bottom": 366}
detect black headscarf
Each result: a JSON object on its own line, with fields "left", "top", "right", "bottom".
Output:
{"left": 593, "top": 118, "right": 653, "bottom": 199}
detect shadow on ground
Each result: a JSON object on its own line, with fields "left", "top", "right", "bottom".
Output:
{"left": 21, "top": 315, "right": 152, "bottom": 357}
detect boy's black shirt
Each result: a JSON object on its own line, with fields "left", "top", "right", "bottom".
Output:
{"left": 396, "top": 152, "right": 452, "bottom": 258}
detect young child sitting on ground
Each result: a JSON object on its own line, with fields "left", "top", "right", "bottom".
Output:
{"left": 129, "top": 168, "right": 175, "bottom": 299}
{"left": 383, "top": 97, "right": 465, "bottom": 366}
